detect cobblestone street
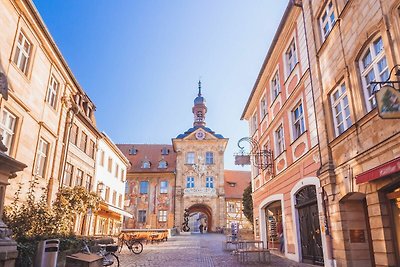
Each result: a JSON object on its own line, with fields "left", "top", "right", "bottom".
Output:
{"left": 116, "top": 233, "right": 316, "bottom": 267}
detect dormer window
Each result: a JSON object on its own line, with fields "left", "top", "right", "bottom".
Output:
{"left": 161, "top": 147, "right": 169, "bottom": 155}
{"left": 158, "top": 160, "right": 168, "bottom": 169}
{"left": 142, "top": 160, "right": 151, "bottom": 169}
{"left": 228, "top": 182, "right": 236, "bottom": 187}
{"left": 129, "top": 147, "right": 137, "bottom": 155}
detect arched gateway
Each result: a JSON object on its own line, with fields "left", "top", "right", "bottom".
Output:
{"left": 187, "top": 204, "right": 212, "bottom": 232}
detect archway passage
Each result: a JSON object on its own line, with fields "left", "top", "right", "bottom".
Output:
{"left": 187, "top": 204, "right": 212, "bottom": 232}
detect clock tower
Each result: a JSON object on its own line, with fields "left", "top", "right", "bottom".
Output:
{"left": 172, "top": 82, "right": 228, "bottom": 233}
{"left": 192, "top": 80, "right": 207, "bottom": 127}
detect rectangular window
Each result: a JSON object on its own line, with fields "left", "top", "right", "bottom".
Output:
{"left": 159, "top": 210, "right": 167, "bottom": 222}
{"left": 86, "top": 174, "right": 93, "bottom": 191}
{"left": 99, "top": 150, "right": 105, "bottom": 166}
{"left": 228, "top": 203, "right": 235, "bottom": 213}
{"left": 251, "top": 114, "right": 258, "bottom": 134}
{"left": 115, "top": 164, "right": 119, "bottom": 178}
{"left": 275, "top": 125, "right": 285, "bottom": 155}
{"left": 260, "top": 97, "right": 267, "bottom": 118}
{"left": 13, "top": 32, "right": 31, "bottom": 75}
{"left": 80, "top": 132, "right": 88, "bottom": 152}
{"left": 46, "top": 75, "right": 59, "bottom": 109}
{"left": 206, "top": 176, "right": 214, "bottom": 188}
{"left": 286, "top": 40, "right": 297, "bottom": 74}
{"left": 0, "top": 109, "right": 17, "bottom": 155}
{"left": 108, "top": 157, "right": 112, "bottom": 172}
{"left": 320, "top": 1, "right": 336, "bottom": 40}
{"left": 138, "top": 210, "right": 147, "bottom": 223}
{"left": 271, "top": 71, "right": 280, "bottom": 100}
{"left": 64, "top": 162, "right": 73, "bottom": 187}
{"left": 205, "top": 152, "right": 214, "bottom": 165}
{"left": 331, "top": 83, "right": 352, "bottom": 136}
{"left": 35, "top": 138, "right": 49, "bottom": 177}
{"left": 105, "top": 186, "right": 110, "bottom": 202}
{"left": 70, "top": 124, "right": 78, "bottom": 145}
{"left": 186, "top": 176, "right": 194, "bottom": 188}
{"left": 75, "top": 169, "right": 84, "bottom": 187}
{"left": 140, "top": 181, "right": 149, "bottom": 194}
{"left": 88, "top": 140, "right": 95, "bottom": 159}
{"left": 112, "top": 190, "right": 117, "bottom": 206}
{"left": 118, "top": 194, "right": 122, "bottom": 208}
{"left": 186, "top": 152, "right": 195, "bottom": 164}
{"left": 292, "top": 102, "right": 305, "bottom": 140}
{"left": 121, "top": 169, "right": 125, "bottom": 182}
{"left": 160, "top": 181, "right": 168, "bottom": 194}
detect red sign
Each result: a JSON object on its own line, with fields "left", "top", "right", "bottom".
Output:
{"left": 355, "top": 157, "right": 400, "bottom": 184}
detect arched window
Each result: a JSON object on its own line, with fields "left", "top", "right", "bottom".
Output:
{"left": 158, "top": 160, "right": 168, "bottom": 169}
{"left": 142, "top": 160, "right": 150, "bottom": 169}
{"left": 359, "top": 36, "right": 389, "bottom": 112}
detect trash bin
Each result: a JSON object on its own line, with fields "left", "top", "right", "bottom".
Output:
{"left": 34, "top": 239, "right": 60, "bottom": 267}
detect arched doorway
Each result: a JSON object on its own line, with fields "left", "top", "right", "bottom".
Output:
{"left": 295, "top": 185, "right": 324, "bottom": 265}
{"left": 187, "top": 204, "right": 212, "bottom": 232}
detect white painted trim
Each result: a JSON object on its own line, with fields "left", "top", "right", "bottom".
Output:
{"left": 258, "top": 194, "right": 293, "bottom": 259}
{"left": 290, "top": 177, "right": 333, "bottom": 267}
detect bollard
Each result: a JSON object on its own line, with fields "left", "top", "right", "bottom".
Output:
{"left": 34, "top": 239, "right": 60, "bottom": 267}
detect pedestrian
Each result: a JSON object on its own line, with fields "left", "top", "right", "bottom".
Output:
{"left": 199, "top": 224, "right": 204, "bottom": 234}
{"left": 277, "top": 221, "right": 284, "bottom": 253}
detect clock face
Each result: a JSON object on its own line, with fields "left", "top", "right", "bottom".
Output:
{"left": 195, "top": 131, "right": 205, "bottom": 140}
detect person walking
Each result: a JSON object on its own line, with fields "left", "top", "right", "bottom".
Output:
{"left": 199, "top": 224, "right": 204, "bottom": 234}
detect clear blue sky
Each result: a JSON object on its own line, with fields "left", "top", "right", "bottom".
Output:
{"left": 33, "top": 0, "right": 287, "bottom": 170}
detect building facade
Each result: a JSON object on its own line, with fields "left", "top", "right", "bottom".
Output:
{"left": 172, "top": 83, "right": 228, "bottom": 232}
{"left": 241, "top": 1, "right": 328, "bottom": 265}
{"left": 224, "top": 170, "right": 252, "bottom": 230}
{"left": 93, "top": 132, "right": 131, "bottom": 236}
{"left": 117, "top": 144, "right": 177, "bottom": 230}
{"left": 244, "top": 1, "right": 400, "bottom": 266}
{"left": 301, "top": 0, "right": 400, "bottom": 266}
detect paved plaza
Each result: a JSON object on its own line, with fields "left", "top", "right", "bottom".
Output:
{"left": 116, "top": 233, "right": 317, "bottom": 267}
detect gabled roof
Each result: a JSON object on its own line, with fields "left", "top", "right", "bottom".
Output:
{"left": 175, "top": 126, "right": 225, "bottom": 139}
{"left": 224, "top": 170, "right": 251, "bottom": 199}
{"left": 116, "top": 144, "right": 176, "bottom": 173}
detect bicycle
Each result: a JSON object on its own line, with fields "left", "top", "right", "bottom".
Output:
{"left": 82, "top": 240, "right": 120, "bottom": 267}
{"left": 117, "top": 233, "right": 143, "bottom": 254}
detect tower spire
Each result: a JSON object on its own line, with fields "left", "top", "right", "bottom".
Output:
{"left": 192, "top": 81, "right": 207, "bottom": 127}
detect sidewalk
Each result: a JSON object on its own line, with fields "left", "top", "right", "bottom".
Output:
{"left": 116, "top": 233, "right": 318, "bottom": 267}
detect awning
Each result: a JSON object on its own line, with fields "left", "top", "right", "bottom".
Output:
{"left": 100, "top": 202, "right": 133, "bottom": 218}
{"left": 355, "top": 157, "right": 400, "bottom": 184}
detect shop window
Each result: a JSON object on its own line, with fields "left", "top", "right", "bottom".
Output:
{"left": 265, "top": 201, "right": 282, "bottom": 250}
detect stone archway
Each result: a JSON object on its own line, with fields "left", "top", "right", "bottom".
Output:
{"left": 187, "top": 204, "right": 212, "bottom": 232}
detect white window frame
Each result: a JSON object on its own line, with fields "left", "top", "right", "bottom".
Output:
{"left": 13, "top": 31, "right": 31, "bottom": 75}
{"left": 158, "top": 210, "right": 167, "bottom": 222}
{"left": 205, "top": 152, "right": 214, "bottom": 165}
{"left": 35, "top": 138, "right": 49, "bottom": 177}
{"left": 0, "top": 109, "right": 16, "bottom": 155}
{"left": 285, "top": 39, "right": 297, "bottom": 76}
{"left": 260, "top": 96, "right": 267, "bottom": 118}
{"left": 64, "top": 162, "right": 73, "bottom": 187}
{"left": 292, "top": 102, "right": 306, "bottom": 140}
{"left": 46, "top": 75, "right": 59, "bottom": 109}
{"left": 319, "top": 1, "right": 336, "bottom": 40}
{"left": 330, "top": 83, "right": 352, "bottom": 136}
{"left": 138, "top": 210, "right": 147, "bottom": 223}
{"left": 186, "top": 152, "right": 195, "bottom": 164}
{"left": 206, "top": 176, "right": 214, "bottom": 188}
{"left": 160, "top": 181, "right": 168, "bottom": 194}
{"left": 251, "top": 113, "right": 258, "bottom": 134}
{"left": 275, "top": 124, "right": 285, "bottom": 156}
{"left": 158, "top": 160, "right": 167, "bottom": 168}
{"left": 186, "top": 176, "right": 195, "bottom": 188}
{"left": 75, "top": 168, "right": 84, "bottom": 187}
{"left": 359, "top": 36, "right": 388, "bottom": 112}
{"left": 271, "top": 70, "right": 281, "bottom": 100}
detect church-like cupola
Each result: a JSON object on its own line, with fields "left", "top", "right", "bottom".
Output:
{"left": 192, "top": 80, "right": 207, "bottom": 127}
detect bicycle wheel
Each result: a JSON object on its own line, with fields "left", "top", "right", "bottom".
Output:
{"left": 103, "top": 252, "right": 120, "bottom": 267}
{"left": 128, "top": 240, "right": 143, "bottom": 254}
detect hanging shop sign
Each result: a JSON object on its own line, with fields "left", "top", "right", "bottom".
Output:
{"left": 376, "top": 85, "right": 400, "bottom": 119}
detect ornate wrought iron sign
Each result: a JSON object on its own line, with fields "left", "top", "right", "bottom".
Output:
{"left": 234, "top": 137, "right": 274, "bottom": 174}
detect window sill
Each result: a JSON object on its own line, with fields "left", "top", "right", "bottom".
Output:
{"left": 9, "top": 61, "right": 31, "bottom": 82}
{"left": 290, "top": 130, "right": 307, "bottom": 146}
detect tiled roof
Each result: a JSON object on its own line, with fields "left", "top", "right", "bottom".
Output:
{"left": 224, "top": 170, "right": 251, "bottom": 199}
{"left": 116, "top": 144, "right": 176, "bottom": 173}
{"left": 175, "top": 126, "right": 224, "bottom": 139}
